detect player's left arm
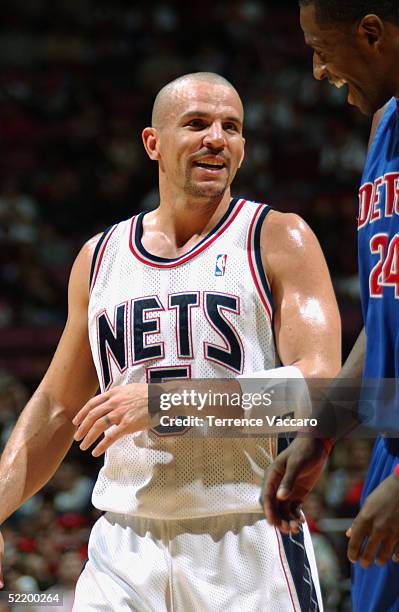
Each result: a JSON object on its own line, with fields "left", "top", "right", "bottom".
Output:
{"left": 261, "top": 211, "right": 341, "bottom": 378}
{"left": 260, "top": 211, "right": 341, "bottom": 531}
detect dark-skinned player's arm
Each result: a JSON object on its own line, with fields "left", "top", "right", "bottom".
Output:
{"left": 262, "top": 102, "right": 391, "bottom": 539}
{"left": 260, "top": 210, "right": 341, "bottom": 532}
{"left": 261, "top": 328, "right": 364, "bottom": 532}
{"left": 0, "top": 236, "right": 101, "bottom": 587}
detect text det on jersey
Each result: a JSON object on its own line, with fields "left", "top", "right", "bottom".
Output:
{"left": 358, "top": 171, "right": 399, "bottom": 298}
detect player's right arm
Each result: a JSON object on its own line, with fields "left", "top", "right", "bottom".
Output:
{"left": 0, "top": 236, "right": 100, "bottom": 585}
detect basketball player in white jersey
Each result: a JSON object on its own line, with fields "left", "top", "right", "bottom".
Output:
{"left": 0, "top": 72, "right": 341, "bottom": 611}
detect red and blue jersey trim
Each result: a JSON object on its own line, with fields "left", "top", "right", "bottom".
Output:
{"left": 247, "top": 204, "right": 274, "bottom": 322}
{"left": 129, "top": 197, "right": 245, "bottom": 268}
{"left": 276, "top": 527, "right": 321, "bottom": 612}
{"left": 90, "top": 224, "right": 118, "bottom": 292}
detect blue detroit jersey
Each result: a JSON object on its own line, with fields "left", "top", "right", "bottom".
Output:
{"left": 353, "top": 97, "right": 399, "bottom": 612}
{"left": 358, "top": 96, "right": 399, "bottom": 380}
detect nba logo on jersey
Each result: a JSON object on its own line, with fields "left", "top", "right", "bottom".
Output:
{"left": 215, "top": 254, "right": 227, "bottom": 276}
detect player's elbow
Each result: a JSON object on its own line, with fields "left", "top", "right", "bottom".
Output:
{"left": 293, "top": 356, "right": 341, "bottom": 379}
{"left": 307, "top": 360, "right": 341, "bottom": 378}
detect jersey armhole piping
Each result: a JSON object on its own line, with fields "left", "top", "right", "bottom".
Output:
{"left": 247, "top": 204, "right": 274, "bottom": 322}
{"left": 89, "top": 224, "right": 117, "bottom": 292}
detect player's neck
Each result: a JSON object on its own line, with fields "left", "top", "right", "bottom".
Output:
{"left": 141, "top": 192, "right": 233, "bottom": 257}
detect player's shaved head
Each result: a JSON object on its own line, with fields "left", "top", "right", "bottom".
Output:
{"left": 151, "top": 72, "right": 242, "bottom": 130}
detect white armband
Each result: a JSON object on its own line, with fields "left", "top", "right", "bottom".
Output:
{"left": 238, "top": 365, "right": 305, "bottom": 382}
{"left": 237, "top": 365, "right": 311, "bottom": 424}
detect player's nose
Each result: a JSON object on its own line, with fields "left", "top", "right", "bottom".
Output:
{"left": 313, "top": 54, "right": 328, "bottom": 81}
{"left": 203, "top": 121, "right": 226, "bottom": 148}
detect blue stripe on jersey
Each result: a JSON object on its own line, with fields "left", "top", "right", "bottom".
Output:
{"left": 277, "top": 434, "right": 294, "bottom": 454}
{"left": 89, "top": 225, "right": 116, "bottom": 291}
{"left": 253, "top": 205, "right": 274, "bottom": 314}
{"left": 280, "top": 530, "right": 320, "bottom": 612}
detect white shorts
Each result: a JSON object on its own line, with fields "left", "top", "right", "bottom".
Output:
{"left": 73, "top": 512, "right": 322, "bottom": 612}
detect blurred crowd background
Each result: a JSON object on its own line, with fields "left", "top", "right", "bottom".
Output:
{"left": 0, "top": 0, "right": 371, "bottom": 610}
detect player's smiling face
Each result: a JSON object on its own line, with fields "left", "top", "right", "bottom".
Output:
{"left": 300, "top": 4, "right": 391, "bottom": 116}
{"left": 155, "top": 81, "right": 245, "bottom": 199}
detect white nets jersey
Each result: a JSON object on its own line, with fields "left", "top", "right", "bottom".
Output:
{"left": 88, "top": 197, "right": 279, "bottom": 518}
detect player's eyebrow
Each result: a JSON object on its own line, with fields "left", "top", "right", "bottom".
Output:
{"left": 180, "top": 110, "right": 243, "bottom": 128}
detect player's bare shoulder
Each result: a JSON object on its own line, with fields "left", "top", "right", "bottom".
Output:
{"left": 82, "top": 232, "right": 103, "bottom": 260}
{"left": 262, "top": 210, "right": 311, "bottom": 243}
{"left": 261, "top": 210, "right": 316, "bottom": 257}
{"left": 68, "top": 233, "right": 103, "bottom": 305}
{"left": 260, "top": 210, "right": 328, "bottom": 284}
{"left": 73, "top": 233, "right": 102, "bottom": 270}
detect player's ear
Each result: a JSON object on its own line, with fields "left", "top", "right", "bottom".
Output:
{"left": 142, "top": 127, "right": 160, "bottom": 160}
{"left": 238, "top": 137, "right": 245, "bottom": 168}
{"left": 358, "top": 14, "right": 384, "bottom": 49}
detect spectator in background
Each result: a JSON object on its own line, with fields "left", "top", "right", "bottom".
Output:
{"left": 32, "top": 551, "right": 83, "bottom": 612}
{"left": 0, "top": 178, "right": 39, "bottom": 246}
{"left": 325, "top": 439, "right": 371, "bottom": 517}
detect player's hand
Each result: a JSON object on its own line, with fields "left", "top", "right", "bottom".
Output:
{"left": 73, "top": 383, "right": 149, "bottom": 456}
{"left": 261, "top": 437, "right": 329, "bottom": 533}
{"left": 346, "top": 474, "right": 399, "bottom": 567}
{"left": 0, "top": 530, "right": 4, "bottom": 588}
